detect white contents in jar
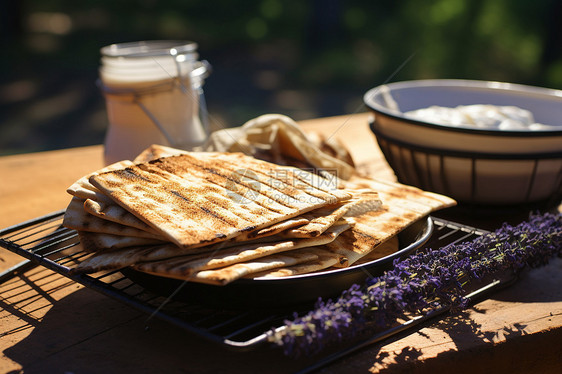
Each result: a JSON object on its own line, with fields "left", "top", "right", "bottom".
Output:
{"left": 99, "top": 41, "right": 209, "bottom": 165}
{"left": 404, "top": 104, "right": 555, "bottom": 130}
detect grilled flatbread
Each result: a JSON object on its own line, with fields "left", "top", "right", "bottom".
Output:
{"left": 217, "top": 193, "right": 379, "bottom": 243}
{"left": 133, "top": 144, "right": 189, "bottom": 163}
{"left": 352, "top": 235, "right": 399, "bottom": 265}
{"left": 251, "top": 235, "right": 398, "bottom": 279}
{"left": 66, "top": 147, "right": 456, "bottom": 283}
{"left": 147, "top": 152, "right": 350, "bottom": 206}
{"left": 90, "top": 154, "right": 351, "bottom": 249}
{"left": 83, "top": 198, "right": 158, "bottom": 234}
{"left": 71, "top": 243, "right": 183, "bottom": 274}
{"left": 132, "top": 220, "right": 352, "bottom": 278}
{"left": 343, "top": 176, "right": 455, "bottom": 213}
{"left": 165, "top": 249, "right": 322, "bottom": 285}
{"left": 250, "top": 248, "right": 344, "bottom": 278}
{"left": 78, "top": 231, "right": 166, "bottom": 252}
{"left": 285, "top": 193, "right": 382, "bottom": 238}
{"left": 194, "top": 152, "right": 350, "bottom": 200}
{"left": 231, "top": 216, "right": 310, "bottom": 242}
{"left": 63, "top": 197, "right": 163, "bottom": 239}
{"left": 67, "top": 160, "right": 134, "bottom": 200}
{"left": 72, "top": 219, "right": 352, "bottom": 274}
{"left": 325, "top": 176, "right": 456, "bottom": 265}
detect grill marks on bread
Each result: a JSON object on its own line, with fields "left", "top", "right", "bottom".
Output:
{"left": 150, "top": 153, "right": 345, "bottom": 211}
{"left": 63, "top": 196, "right": 163, "bottom": 240}
{"left": 83, "top": 198, "right": 157, "bottom": 234}
{"left": 196, "top": 152, "right": 350, "bottom": 203}
{"left": 139, "top": 160, "right": 292, "bottom": 222}
{"left": 65, "top": 149, "right": 456, "bottom": 283}
{"left": 90, "top": 153, "right": 351, "bottom": 249}
{"left": 131, "top": 220, "right": 351, "bottom": 282}
{"left": 91, "top": 167, "right": 255, "bottom": 247}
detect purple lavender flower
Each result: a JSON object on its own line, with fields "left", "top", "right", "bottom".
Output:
{"left": 268, "top": 212, "right": 562, "bottom": 356}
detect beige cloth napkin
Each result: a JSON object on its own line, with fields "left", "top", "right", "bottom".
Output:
{"left": 203, "top": 114, "right": 356, "bottom": 180}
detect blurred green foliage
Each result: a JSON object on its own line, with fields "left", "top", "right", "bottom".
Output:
{"left": 0, "top": 0, "right": 560, "bottom": 154}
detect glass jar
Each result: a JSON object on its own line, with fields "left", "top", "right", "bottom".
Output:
{"left": 99, "top": 40, "right": 210, "bottom": 164}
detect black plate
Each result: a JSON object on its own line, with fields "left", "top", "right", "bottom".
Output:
{"left": 122, "top": 217, "right": 433, "bottom": 310}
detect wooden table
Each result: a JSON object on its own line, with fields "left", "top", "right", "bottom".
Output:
{"left": 1, "top": 113, "right": 561, "bottom": 373}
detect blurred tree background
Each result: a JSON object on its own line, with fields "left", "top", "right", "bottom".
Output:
{"left": 0, "top": 0, "right": 560, "bottom": 155}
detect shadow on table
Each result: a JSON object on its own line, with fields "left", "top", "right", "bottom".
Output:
{"left": 1, "top": 269, "right": 308, "bottom": 374}
{"left": 411, "top": 258, "right": 562, "bottom": 373}
{"left": 306, "top": 257, "right": 562, "bottom": 373}
{"left": 2, "top": 258, "right": 561, "bottom": 374}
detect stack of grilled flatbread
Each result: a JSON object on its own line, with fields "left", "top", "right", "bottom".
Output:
{"left": 64, "top": 146, "right": 455, "bottom": 285}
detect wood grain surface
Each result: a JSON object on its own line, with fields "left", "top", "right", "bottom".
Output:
{"left": 1, "top": 113, "right": 561, "bottom": 373}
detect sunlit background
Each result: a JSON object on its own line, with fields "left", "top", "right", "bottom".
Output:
{"left": 1, "top": 0, "right": 561, "bottom": 155}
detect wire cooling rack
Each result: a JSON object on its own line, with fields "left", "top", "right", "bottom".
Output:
{"left": 0, "top": 210, "right": 516, "bottom": 370}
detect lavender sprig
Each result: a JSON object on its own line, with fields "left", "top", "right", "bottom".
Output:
{"left": 268, "top": 212, "right": 562, "bottom": 356}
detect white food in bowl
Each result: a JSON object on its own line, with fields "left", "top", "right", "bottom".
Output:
{"left": 364, "top": 79, "right": 562, "bottom": 205}
{"left": 404, "top": 104, "right": 559, "bottom": 131}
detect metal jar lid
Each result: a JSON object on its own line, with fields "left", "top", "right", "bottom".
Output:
{"left": 100, "top": 40, "right": 199, "bottom": 59}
